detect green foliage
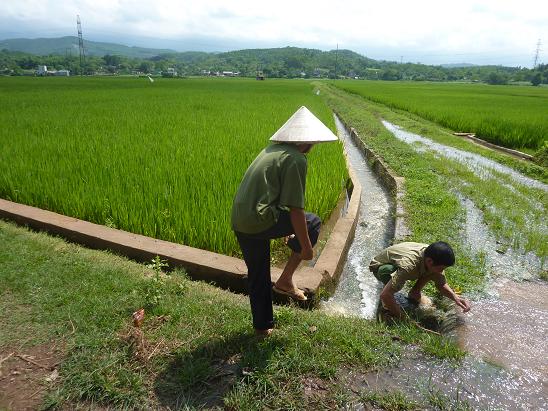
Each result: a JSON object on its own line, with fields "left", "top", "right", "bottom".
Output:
{"left": 531, "top": 72, "right": 542, "bottom": 86}
{"left": 361, "top": 391, "right": 421, "bottom": 411}
{"left": 486, "top": 71, "right": 508, "bottom": 85}
{"left": 0, "top": 221, "right": 460, "bottom": 409}
{"left": 0, "top": 77, "right": 347, "bottom": 256}
{"left": 534, "top": 141, "right": 548, "bottom": 168}
{"left": 333, "top": 80, "right": 548, "bottom": 150}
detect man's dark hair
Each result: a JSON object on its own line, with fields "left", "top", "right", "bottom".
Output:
{"left": 424, "top": 241, "right": 455, "bottom": 266}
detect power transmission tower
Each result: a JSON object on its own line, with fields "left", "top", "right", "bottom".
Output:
{"left": 77, "top": 15, "right": 86, "bottom": 74}
{"left": 533, "top": 39, "right": 542, "bottom": 68}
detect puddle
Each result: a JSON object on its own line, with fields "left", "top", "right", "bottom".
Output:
{"left": 381, "top": 120, "right": 548, "bottom": 192}
{"left": 320, "top": 116, "right": 393, "bottom": 318}
{"left": 348, "top": 344, "right": 548, "bottom": 410}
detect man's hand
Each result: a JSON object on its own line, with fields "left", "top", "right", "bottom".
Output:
{"left": 455, "top": 297, "right": 471, "bottom": 313}
{"left": 438, "top": 283, "right": 471, "bottom": 313}
{"left": 380, "top": 281, "right": 405, "bottom": 319}
{"left": 289, "top": 208, "right": 313, "bottom": 260}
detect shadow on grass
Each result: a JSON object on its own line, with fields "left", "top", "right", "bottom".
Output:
{"left": 153, "top": 331, "right": 283, "bottom": 409}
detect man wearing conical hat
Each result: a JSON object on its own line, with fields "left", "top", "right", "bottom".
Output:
{"left": 232, "top": 106, "right": 338, "bottom": 337}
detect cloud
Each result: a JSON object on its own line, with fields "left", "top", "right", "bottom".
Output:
{"left": 1, "top": 0, "right": 547, "bottom": 66}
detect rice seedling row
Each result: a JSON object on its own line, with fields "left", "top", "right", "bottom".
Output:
{"left": 0, "top": 77, "right": 348, "bottom": 255}
{"left": 332, "top": 80, "right": 548, "bottom": 151}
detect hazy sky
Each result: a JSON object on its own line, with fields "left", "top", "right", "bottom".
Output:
{"left": 1, "top": 0, "right": 546, "bottom": 67}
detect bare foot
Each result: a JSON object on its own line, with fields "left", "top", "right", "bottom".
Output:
{"left": 255, "top": 328, "right": 274, "bottom": 339}
{"left": 273, "top": 283, "right": 307, "bottom": 301}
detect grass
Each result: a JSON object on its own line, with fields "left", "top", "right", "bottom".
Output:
{"left": 332, "top": 80, "right": 548, "bottom": 152}
{"left": 0, "top": 220, "right": 464, "bottom": 409}
{"left": 317, "top": 83, "right": 547, "bottom": 290}
{"left": 0, "top": 76, "right": 347, "bottom": 257}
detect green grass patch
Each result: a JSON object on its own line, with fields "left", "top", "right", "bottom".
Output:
{"left": 318, "top": 83, "right": 546, "bottom": 284}
{"left": 331, "top": 80, "right": 548, "bottom": 151}
{"left": 360, "top": 391, "right": 421, "bottom": 411}
{"left": 0, "top": 77, "right": 347, "bottom": 256}
{"left": 0, "top": 220, "right": 462, "bottom": 409}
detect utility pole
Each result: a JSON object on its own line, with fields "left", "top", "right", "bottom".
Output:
{"left": 400, "top": 56, "right": 403, "bottom": 64}
{"left": 533, "top": 39, "right": 542, "bottom": 68}
{"left": 334, "top": 43, "right": 339, "bottom": 80}
{"left": 77, "top": 15, "right": 86, "bottom": 74}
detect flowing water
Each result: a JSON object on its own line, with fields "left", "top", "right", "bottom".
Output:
{"left": 320, "top": 116, "right": 393, "bottom": 318}
{"left": 326, "top": 117, "right": 548, "bottom": 409}
{"left": 381, "top": 121, "right": 548, "bottom": 192}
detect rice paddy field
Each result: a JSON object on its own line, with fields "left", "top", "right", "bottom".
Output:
{"left": 0, "top": 77, "right": 347, "bottom": 256}
{"left": 332, "top": 80, "right": 548, "bottom": 152}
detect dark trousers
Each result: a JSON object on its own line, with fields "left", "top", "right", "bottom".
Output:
{"left": 235, "top": 210, "right": 321, "bottom": 330}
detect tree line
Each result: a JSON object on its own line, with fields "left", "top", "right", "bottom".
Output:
{"left": 1, "top": 47, "right": 546, "bottom": 85}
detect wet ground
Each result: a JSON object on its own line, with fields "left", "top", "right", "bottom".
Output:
{"left": 326, "top": 116, "right": 548, "bottom": 409}
{"left": 381, "top": 121, "right": 548, "bottom": 192}
{"left": 382, "top": 119, "right": 548, "bottom": 410}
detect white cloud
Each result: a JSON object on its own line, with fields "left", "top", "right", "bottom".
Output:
{"left": 1, "top": 0, "right": 547, "bottom": 66}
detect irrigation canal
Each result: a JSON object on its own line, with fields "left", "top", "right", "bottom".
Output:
{"left": 322, "top": 116, "right": 548, "bottom": 409}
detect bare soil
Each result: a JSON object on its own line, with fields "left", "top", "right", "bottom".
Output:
{"left": 0, "top": 343, "right": 64, "bottom": 411}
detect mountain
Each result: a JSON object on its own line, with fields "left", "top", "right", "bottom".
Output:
{"left": 440, "top": 63, "right": 477, "bottom": 68}
{"left": 1, "top": 37, "right": 535, "bottom": 84}
{"left": 0, "top": 36, "right": 176, "bottom": 59}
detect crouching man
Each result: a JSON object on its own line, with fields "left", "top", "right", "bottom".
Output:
{"left": 369, "top": 241, "right": 471, "bottom": 320}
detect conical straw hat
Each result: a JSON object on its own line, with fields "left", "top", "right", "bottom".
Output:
{"left": 270, "top": 106, "right": 338, "bottom": 144}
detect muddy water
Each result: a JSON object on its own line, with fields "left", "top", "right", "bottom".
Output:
{"left": 320, "top": 116, "right": 393, "bottom": 318}
{"left": 378, "top": 119, "right": 548, "bottom": 410}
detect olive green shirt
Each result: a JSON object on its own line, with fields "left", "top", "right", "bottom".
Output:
{"left": 231, "top": 143, "right": 307, "bottom": 234}
{"left": 369, "top": 242, "right": 447, "bottom": 292}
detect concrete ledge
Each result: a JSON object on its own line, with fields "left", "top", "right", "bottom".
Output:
{"left": 315, "top": 160, "right": 361, "bottom": 287}
{"left": 455, "top": 133, "right": 534, "bottom": 162}
{"left": 0, "top": 139, "right": 361, "bottom": 306}
{"left": 334, "top": 113, "right": 411, "bottom": 241}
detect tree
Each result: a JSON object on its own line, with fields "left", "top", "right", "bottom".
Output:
{"left": 138, "top": 61, "right": 154, "bottom": 74}
{"left": 486, "top": 72, "right": 508, "bottom": 85}
{"left": 531, "top": 72, "right": 542, "bottom": 86}
{"left": 103, "top": 54, "right": 122, "bottom": 67}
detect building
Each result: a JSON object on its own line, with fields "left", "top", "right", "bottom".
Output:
{"left": 162, "top": 67, "right": 178, "bottom": 77}
{"left": 37, "top": 65, "right": 47, "bottom": 76}
{"left": 55, "top": 70, "right": 70, "bottom": 76}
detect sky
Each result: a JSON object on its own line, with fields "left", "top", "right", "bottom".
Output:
{"left": 1, "top": 0, "right": 547, "bottom": 67}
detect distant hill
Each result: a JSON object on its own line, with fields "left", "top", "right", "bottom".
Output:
{"left": 0, "top": 36, "right": 176, "bottom": 59}
{"left": 2, "top": 36, "right": 538, "bottom": 84}
{"left": 441, "top": 63, "right": 477, "bottom": 68}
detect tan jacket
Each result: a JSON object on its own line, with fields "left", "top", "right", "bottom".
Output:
{"left": 369, "top": 242, "right": 447, "bottom": 291}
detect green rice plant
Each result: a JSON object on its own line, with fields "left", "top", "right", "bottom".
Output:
{"left": 0, "top": 77, "right": 348, "bottom": 256}
{"left": 332, "top": 80, "right": 548, "bottom": 151}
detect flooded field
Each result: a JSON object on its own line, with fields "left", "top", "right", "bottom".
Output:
{"left": 381, "top": 119, "right": 548, "bottom": 410}
{"left": 327, "top": 116, "right": 548, "bottom": 409}
{"left": 381, "top": 121, "right": 548, "bottom": 192}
